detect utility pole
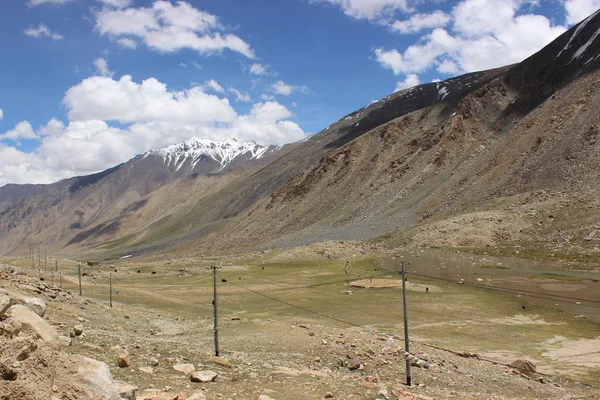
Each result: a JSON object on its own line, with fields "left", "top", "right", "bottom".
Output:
{"left": 344, "top": 261, "right": 350, "bottom": 285}
{"left": 37, "top": 247, "right": 40, "bottom": 267}
{"left": 78, "top": 264, "right": 82, "bottom": 296}
{"left": 55, "top": 259, "right": 58, "bottom": 272}
{"left": 401, "top": 261, "right": 411, "bottom": 386}
{"left": 109, "top": 272, "right": 113, "bottom": 307}
{"left": 44, "top": 250, "right": 47, "bottom": 273}
{"left": 208, "top": 265, "right": 221, "bottom": 356}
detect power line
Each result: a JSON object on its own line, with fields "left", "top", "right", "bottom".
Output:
{"left": 407, "top": 271, "right": 600, "bottom": 308}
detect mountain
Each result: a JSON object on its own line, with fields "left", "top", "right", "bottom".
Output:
{"left": 1, "top": 10, "right": 600, "bottom": 260}
{"left": 0, "top": 138, "right": 286, "bottom": 255}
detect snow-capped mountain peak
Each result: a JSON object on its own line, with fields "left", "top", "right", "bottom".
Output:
{"left": 145, "top": 137, "right": 274, "bottom": 171}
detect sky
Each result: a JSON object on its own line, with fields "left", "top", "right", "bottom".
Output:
{"left": 0, "top": 0, "right": 599, "bottom": 186}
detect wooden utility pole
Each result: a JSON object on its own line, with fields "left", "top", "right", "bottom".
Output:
{"left": 109, "top": 273, "right": 113, "bottom": 307}
{"left": 401, "top": 261, "right": 412, "bottom": 386}
{"left": 208, "top": 265, "right": 221, "bottom": 356}
{"left": 78, "top": 264, "right": 82, "bottom": 296}
{"left": 55, "top": 259, "right": 58, "bottom": 272}
{"left": 44, "top": 250, "right": 47, "bottom": 273}
{"left": 344, "top": 261, "right": 350, "bottom": 285}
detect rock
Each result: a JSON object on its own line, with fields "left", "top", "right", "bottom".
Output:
{"left": 73, "top": 324, "right": 84, "bottom": 336}
{"left": 348, "top": 358, "right": 361, "bottom": 370}
{"left": 258, "top": 396, "right": 277, "bottom": 400}
{"left": 16, "top": 340, "right": 37, "bottom": 361}
{"left": 509, "top": 359, "right": 537, "bottom": 376}
{"left": 173, "top": 363, "right": 195, "bottom": 375}
{"left": 139, "top": 366, "right": 154, "bottom": 374}
{"left": 24, "top": 297, "right": 47, "bottom": 317}
{"left": 4, "top": 305, "right": 61, "bottom": 351}
{"left": 65, "top": 355, "right": 121, "bottom": 400}
{"left": 190, "top": 370, "right": 218, "bottom": 383}
{"left": 150, "top": 357, "right": 160, "bottom": 366}
{"left": 209, "top": 356, "right": 232, "bottom": 368}
{"left": 114, "top": 380, "right": 137, "bottom": 400}
{"left": 117, "top": 351, "right": 130, "bottom": 368}
{"left": 0, "top": 294, "right": 10, "bottom": 317}
{"left": 60, "top": 336, "right": 72, "bottom": 347}
{"left": 187, "top": 392, "right": 207, "bottom": 400}
{"left": 377, "top": 388, "right": 389, "bottom": 399}
{"left": 324, "top": 392, "right": 334, "bottom": 398}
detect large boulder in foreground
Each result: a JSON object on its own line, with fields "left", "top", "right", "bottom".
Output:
{"left": 53, "top": 356, "right": 122, "bottom": 400}
{"left": 4, "top": 305, "right": 61, "bottom": 351}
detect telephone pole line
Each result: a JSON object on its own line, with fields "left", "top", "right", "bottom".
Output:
{"left": 208, "top": 265, "right": 222, "bottom": 356}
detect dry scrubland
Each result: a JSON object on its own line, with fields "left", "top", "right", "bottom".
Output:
{"left": 1, "top": 243, "right": 599, "bottom": 399}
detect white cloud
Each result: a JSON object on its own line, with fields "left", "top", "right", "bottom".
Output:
{"left": 390, "top": 11, "right": 451, "bottom": 34}
{"left": 64, "top": 75, "right": 237, "bottom": 124}
{"left": 260, "top": 94, "right": 275, "bottom": 101}
{"left": 0, "top": 121, "right": 37, "bottom": 141}
{"left": 94, "top": 58, "right": 114, "bottom": 77}
{"left": 228, "top": 88, "right": 252, "bottom": 103}
{"left": 249, "top": 63, "right": 268, "bottom": 75}
{"left": 312, "top": 0, "right": 410, "bottom": 20}
{"left": 191, "top": 61, "right": 203, "bottom": 70}
{"left": 271, "top": 80, "right": 295, "bottom": 96}
{"left": 117, "top": 37, "right": 137, "bottom": 49}
{"left": 28, "top": 0, "right": 73, "bottom": 6}
{"left": 564, "top": 0, "right": 600, "bottom": 24}
{"left": 395, "top": 73, "right": 420, "bottom": 91}
{"left": 98, "top": 0, "right": 132, "bottom": 8}
{"left": 374, "top": 0, "right": 566, "bottom": 80}
{"left": 203, "top": 79, "right": 225, "bottom": 94}
{"left": 24, "top": 24, "right": 64, "bottom": 40}
{"left": 0, "top": 74, "right": 307, "bottom": 185}
{"left": 95, "top": 1, "right": 255, "bottom": 58}
{"left": 0, "top": 109, "right": 3, "bottom": 120}
{"left": 179, "top": 62, "right": 187, "bottom": 68}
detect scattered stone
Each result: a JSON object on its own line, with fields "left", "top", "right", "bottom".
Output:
{"left": 68, "top": 356, "right": 121, "bottom": 400}
{"left": 324, "top": 392, "right": 334, "bottom": 398}
{"left": 173, "top": 363, "right": 195, "bottom": 375}
{"left": 139, "top": 367, "right": 154, "bottom": 374}
{"left": 190, "top": 370, "right": 218, "bottom": 383}
{"left": 150, "top": 357, "right": 160, "bottom": 367}
{"left": 114, "top": 380, "right": 137, "bottom": 400}
{"left": 258, "top": 395, "right": 277, "bottom": 400}
{"left": 187, "top": 392, "right": 207, "bottom": 400}
{"left": 117, "top": 351, "right": 131, "bottom": 368}
{"left": 510, "top": 359, "right": 537, "bottom": 376}
{"left": 209, "top": 356, "right": 232, "bottom": 368}
{"left": 59, "top": 335, "right": 72, "bottom": 347}
{"left": 348, "top": 358, "right": 361, "bottom": 370}
{"left": 0, "top": 294, "right": 10, "bottom": 317}
{"left": 73, "top": 324, "right": 84, "bottom": 336}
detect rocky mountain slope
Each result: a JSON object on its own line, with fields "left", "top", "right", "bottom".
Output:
{"left": 2, "top": 10, "right": 600, "bottom": 260}
{"left": 0, "top": 139, "right": 286, "bottom": 256}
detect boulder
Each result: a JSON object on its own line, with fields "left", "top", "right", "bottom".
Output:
{"left": 348, "top": 358, "right": 361, "bottom": 370}
{"left": 114, "top": 380, "right": 138, "bottom": 400}
{"left": 60, "top": 336, "right": 73, "bottom": 347}
{"left": 0, "top": 294, "right": 10, "bottom": 317}
{"left": 73, "top": 324, "right": 84, "bottom": 336}
{"left": 24, "top": 297, "right": 47, "bottom": 317}
{"left": 510, "top": 359, "right": 537, "bottom": 376}
{"left": 190, "top": 370, "right": 218, "bottom": 383}
{"left": 4, "top": 305, "right": 61, "bottom": 351}
{"left": 62, "top": 356, "right": 121, "bottom": 400}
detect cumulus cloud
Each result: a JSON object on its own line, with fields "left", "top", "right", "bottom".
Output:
{"left": 24, "top": 24, "right": 64, "bottom": 40}
{"left": 95, "top": 1, "right": 255, "bottom": 58}
{"left": 374, "top": 0, "right": 566, "bottom": 88}
{"left": 390, "top": 11, "right": 451, "bottom": 34}
{"left": 94, "top": 58, "right": 114, "bottom": 77}
{"left": 395, "top": 73, "right": 420, "bottom": 91}
{"left": 0, "top": 121, "right": 37, "bottom": 142}
{"left": 312, "top": 0, "right": 410, "bottom": 20}
{"left": 249, "top": 63, "right": 268, "bottom": 75}
{"left": 271, "top": 80, "right": 295, "bottom": 96}
{"left": 0, "top": 74, "right": 307, "bottom": 185}
{"left": 564, "top": 0, "right": 600, "bottom": 24}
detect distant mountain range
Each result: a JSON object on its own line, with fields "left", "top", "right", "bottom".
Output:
{"left": 1, "top": 9, "right": 600, "bottom": 260}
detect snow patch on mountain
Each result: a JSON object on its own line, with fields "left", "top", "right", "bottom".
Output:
{"left": 145, "top": 137, "right": 273, "bottom": 170}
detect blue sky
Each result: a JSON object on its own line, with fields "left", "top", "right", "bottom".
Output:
{"left": 0, "top": 0, "right": 598, "bottom": 185}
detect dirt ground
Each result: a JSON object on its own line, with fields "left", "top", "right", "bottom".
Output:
{"left": 2, "top": 246, "right": 600, "bottom": 400}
